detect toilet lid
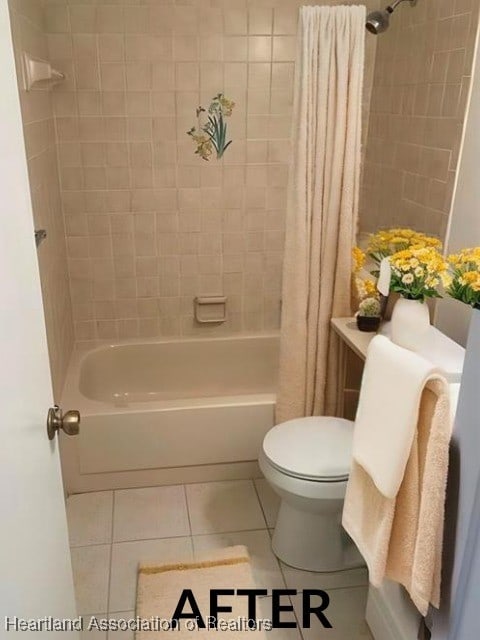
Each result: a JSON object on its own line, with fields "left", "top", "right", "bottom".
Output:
{"left": 262, "top": 416, "right": 354, "bottom": 481}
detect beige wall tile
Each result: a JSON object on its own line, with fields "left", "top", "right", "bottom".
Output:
{"left": 360, "top": 0, "right": 479, "bottom": 237}
{"left": 9, "top": 0, "right": 74, "bottom": 398}
{"left": 41, "top": 0, "right": 391, "bottom": 341}
{"left": 248, "top": 8, "right": 273, "bottom": 35}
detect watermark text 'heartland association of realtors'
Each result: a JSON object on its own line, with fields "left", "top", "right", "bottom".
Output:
{"left": 4, "top": 588, "right": 333, "bottom": 632}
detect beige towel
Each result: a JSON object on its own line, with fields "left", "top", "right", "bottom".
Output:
{"left": 342, "top": 380, "right": 452, "bottom": 615}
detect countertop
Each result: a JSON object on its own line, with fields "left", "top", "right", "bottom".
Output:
{"left": 331, "top": 317, "right": 466, "bottom": 383}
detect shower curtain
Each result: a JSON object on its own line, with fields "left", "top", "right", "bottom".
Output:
{"left": 276, "top": 5, "right": 366, "bottom": 422}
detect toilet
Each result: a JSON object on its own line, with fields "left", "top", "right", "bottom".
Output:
{"left": 259, "top": 416, "right": 363, "bottom": 572}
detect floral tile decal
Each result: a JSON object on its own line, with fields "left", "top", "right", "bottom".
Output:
{"left": 187, "top": 93, "right": 235, "bottom": 161}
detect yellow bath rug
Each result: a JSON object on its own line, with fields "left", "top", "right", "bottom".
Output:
{"left": 135, "top": 546, "right": 268, "bottom": 639}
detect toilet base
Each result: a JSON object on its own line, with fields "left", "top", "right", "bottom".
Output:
{"left": 271, "top": 500, "right": 364, "bottom": 572}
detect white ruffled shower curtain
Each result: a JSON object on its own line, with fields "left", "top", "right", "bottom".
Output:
{"left": 276, "top": 5, "right": 366, "bottom": 422}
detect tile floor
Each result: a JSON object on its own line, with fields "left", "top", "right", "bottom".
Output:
{"left": 66, "top": 478, "right": 372, "bottom": 639}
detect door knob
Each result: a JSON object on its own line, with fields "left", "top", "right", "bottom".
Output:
{"left": 47, "top": 405, "right": 80, "bottom": 440}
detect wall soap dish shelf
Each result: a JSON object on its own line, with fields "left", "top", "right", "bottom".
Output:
{"left": 194, "top": 296, "right": 227, "bottom": 324}
{"left": 23, "top": 52, "right": 65, "bottom": 91}
{"left": 34, "top": 229, "right": 47, "bottom": 247}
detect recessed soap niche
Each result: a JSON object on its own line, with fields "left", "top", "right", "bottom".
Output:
{"left": 194, "top": 296, "right": 227, "bottom": 324}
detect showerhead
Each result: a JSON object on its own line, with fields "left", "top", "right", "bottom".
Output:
{"left": 365, "top": 8, "right": 391, "bottom": 34}
{"left": 366, "top": 0, "right": 417, "bottom": 35}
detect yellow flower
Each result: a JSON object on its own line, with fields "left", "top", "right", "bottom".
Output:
{"left": 426, "top": 276, "right": 440, "bottom": 288}
{"left": 367, "top": 228, "right": 442, "bottom": 258}
{"left": 364, "top": 279, "right": 378, "bottom": 297}
{"left": 459, "top": 271, "right": 480, "bottom": 288}
{"left": 352, "top": 246, "right": 366, "bottom": 273}
{"left": 219, "top": 96, "right": 235, "bottom": 116}
{"left": 389, "top": 246, "right": 449, "bottom": 297}
{"left": 448, "top": 247, "right": 480, "bottom": 270}
{"left": 355, "top": 276, "right": 378, "bottom": 300}
{"left": 441, "top": 272, "right": 453, "bottom": 288}
{"left": 447, "top": 249, "right": 480, "bottom": 305}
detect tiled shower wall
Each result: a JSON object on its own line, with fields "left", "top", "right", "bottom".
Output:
{"left": 360, "top": 0, "right": 480, "bottom": 239}
{"left": 9, "top": 0, "right": 74, "bottom": 399}
{"left": 45, "top": 0, "right": 379, "bottom": 341}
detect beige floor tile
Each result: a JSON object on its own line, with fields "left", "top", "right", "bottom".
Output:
{"left": 67, "top": 491, "right": 113, "bottom": 547}
{"left": 192, "top": 529, "right": 285, "bottom": 590}
{"left": 186, "top": 480, "right": 266, "bottom": 534}
{"left": 109, "top": 536, "right": 193, "bottom": 612}
{"left": 291, "top": 586, "right": 372, "bottom": 640}
{"left": 71, "top": 545, "right": 111, "bottom": 615}
{"left": 258, "top": 597, "right": 303, "bottom": 639}
{"left": 108, "top": 612, "right": 135, "bottom": 640}
{"left": 80, "top": 614, "right": 108, "bottom": 640}
{"left": 113, "top": 486, "right": 189, "bottom": 542}
{"left": 281, "top": 563, "right": 368, "bottom": 592}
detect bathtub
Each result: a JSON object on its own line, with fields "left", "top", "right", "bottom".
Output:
{"left": 60, "top": 334, "right": 278, "bottom": 493}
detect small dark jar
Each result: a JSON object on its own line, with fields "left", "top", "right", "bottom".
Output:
{"left": 356, "top": 315, "right": 381, "bottom": 332}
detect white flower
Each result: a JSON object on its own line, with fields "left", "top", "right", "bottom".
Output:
{"left": 402, "top": 273, "right": 414, "bottom": 284}
{"left": 414, "top": 266, "right": 424, "bottom": 277}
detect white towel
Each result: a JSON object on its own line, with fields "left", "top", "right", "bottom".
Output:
{"left": 353, "top": 334, "right": 443, "bottom": 499}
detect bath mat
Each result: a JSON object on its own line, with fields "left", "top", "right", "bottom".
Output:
{"left": 136, "top": 546, "right": 267, "bottom": 639}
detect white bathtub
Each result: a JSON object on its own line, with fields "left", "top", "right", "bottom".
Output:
{"left": 60, "top": 334, "right": 278, "bottom": 493}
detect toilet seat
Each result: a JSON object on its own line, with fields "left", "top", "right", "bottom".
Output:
{"left": 262, "top": 416, "right": 354, "bottom": 483}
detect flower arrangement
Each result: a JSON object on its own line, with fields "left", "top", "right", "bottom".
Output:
{"left": 187, "top": 93, "right": 235, "bottom": 161}
{"left": 353, "top": 229, "right": 447, "bottom": 348}
{"left": 447, "top": 247, "right": 480, "bottom": 309}
{"left": 353, "top": 228, "right": 445, "bottom": 297}
{"left": 366, "top": 228, "right": 442, "bottom": 266}
{"left": 389, "top": 247, "right": 450, "bottom": 301}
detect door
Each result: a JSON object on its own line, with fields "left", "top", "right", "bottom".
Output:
{"left": 0, "top": 2, "right": 78, "bottom": 632}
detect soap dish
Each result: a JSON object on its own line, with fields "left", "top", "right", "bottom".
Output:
{"left": 194, "top": 296, "right": 227, "bottom": 324}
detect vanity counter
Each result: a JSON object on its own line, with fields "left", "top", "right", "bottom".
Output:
{"left": 331, "top": 317, "right": 465, "bottom": 382}
{"left": 330, "top": 317, "right": 465, "bottom": 420}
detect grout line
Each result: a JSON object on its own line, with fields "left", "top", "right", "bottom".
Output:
{"left": 73, "top": 524, "right": 283, "bottom": 552}
{"left": 106, "top": 490, "right": 116, "bottom": 616}
{"left": 70, "top": 476, "right": 265, "bottom": 497}
{"left": 191, "top": 526, "right": 271, "bottom": 540}
{"left": 182, "top": 483, "right": 193, "bottom": 537}
{"left": 108, "top": 608, "right": 135, "bottom": 616}
{"left": 251, "top": 476, "right": 271, "bottom": 530}
{"left": 288, "top": 593, "right": 304, "bottom": 640}
{"left": 252, "top": 485, "right": 287, "bottom": 591}
{"left": 278, "top": 557, "right": 291, "bottom": 591}
{"left": 98, "top": 525, "right": 271, "bottom": 549}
